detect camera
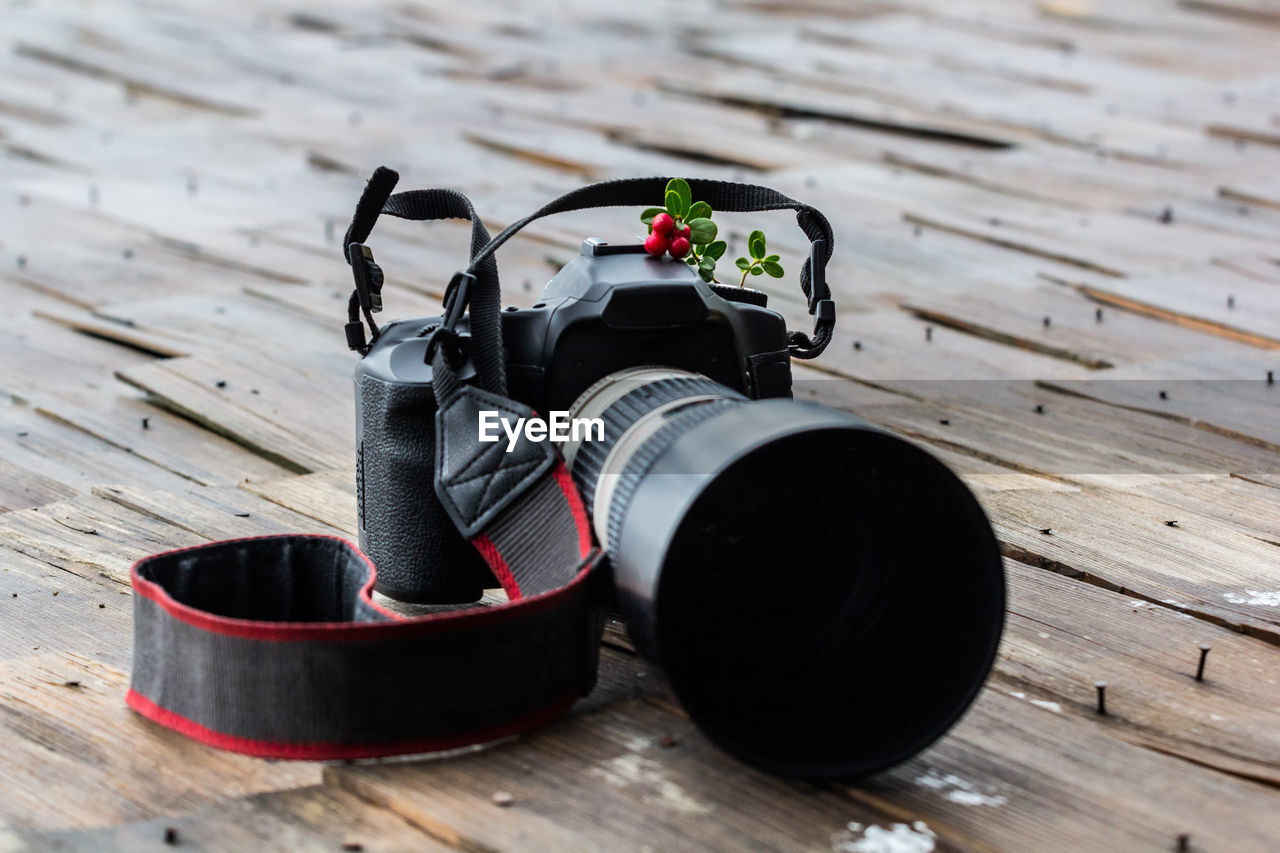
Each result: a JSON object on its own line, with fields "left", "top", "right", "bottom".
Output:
{"left": 354, "top": 230, "right": 1005, "bottom": 778}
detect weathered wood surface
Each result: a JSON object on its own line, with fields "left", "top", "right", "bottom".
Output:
{"left": 2, "top": 0, "right": 1279, "bottom": 849}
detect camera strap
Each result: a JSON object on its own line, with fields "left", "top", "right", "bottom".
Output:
{"left": 341, "top": 167, "right": 507, "bottom": 395}
{"left": 462, "top": 177, "right": 837, "bottom": 359}
{"left": 127, "top": 452, "right": 606, "bottom": 759}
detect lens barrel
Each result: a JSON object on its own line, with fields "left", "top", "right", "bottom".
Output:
{"left": 562, "top": 368, "right": 1006, "bottom": 779}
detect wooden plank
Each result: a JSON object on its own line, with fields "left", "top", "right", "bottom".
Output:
{"left": 1042, "top": 356, "right": 1280, "bottom": 453}
{"left": 986, "top": 486, "right": 1280, "bottom": 644}
{"left": 1041, "top": 264, "right": 1280, "bottom": 348}
{"left": 329, "top": 645, "right": 1280, "bottom": 853}
{"left": 27, "top": 785, "right": 453, "bottom": 852}
{"left": 0, "top": 652, "right": 319, "bottom": 831}
{"left": 811, "top": 377, "right": 1280, "bottom": 489}
{"left": 116, "top": 351, "right": 354, "bottom": 474}
{"left": 240, "top": 469, "right": 358, "bottom": 535}
{"left": 0, "top": 548, "right": 133, "bottom": 667}
{"left": 34, "top": 393, "right": 294, "bottom": 488}
{"left": 899, "top": 281, "right": 1271, "bottom": 372}
{"left": 999, "top": 560, "right": 1280, "bottom": 786}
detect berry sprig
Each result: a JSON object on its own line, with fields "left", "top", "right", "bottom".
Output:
{"left": 641, "top": 178, "right": 783, "bottom": 287}
{"left": 734, "top": 230, "right": 783, "bottom": 286}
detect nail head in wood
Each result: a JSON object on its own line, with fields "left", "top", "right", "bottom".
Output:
{"left": 1196, "top": 644, "right": 1210, "bottom": 682}
{"left": 1158, "top": 390, "right": 1168, "bottom": 400}
{"left": 1095, "top": 681, "right": 1107, "bottom": 715}
{"left": 1034, "top": 404, "right": 1046, "bottom": 414}
{"left": 492, "top": 790, "right": 515, "bottom": 807}
{"left": 163, "top": 827, "right": 179, "bottom": 845}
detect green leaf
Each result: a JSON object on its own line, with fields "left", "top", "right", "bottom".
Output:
{"left": 764, "top": 254, "right": 780, "bottom": 263}
{"left": 664, "top": 190, "right": 681, "bottom": 219}
{"left": 640, "top": 207, "right": 665, "bottom": 225}
{"left": 748, "top": 230, "right": 766, "bottom": 260}
{"left": 667, "top": 178, "right": 692, "bottom": 218}
{"left": 688, "top": 200, "right": 712, "bottom": 221}
{"left": 698, "top": 256, "right": 716, "bottom": 271}
{"left": 687, "top": 217, "right": 717, "bottom": 244}
{"left": 698, "top": 268, "right": 714, "bottom": 283}
{"left": 735, "top": 257, "right": 752, "bottom": 271}
{"left": 685, "top": 256, "right": 697, "bottom": 266}
{"left": 750, "top": 266, "right": 764, "bottom": 276}
{"left": 761, "top": 261, "right": 784, "bottom": 278}
{"left": 705, "top": 240, "right": 727, "bottom": 260}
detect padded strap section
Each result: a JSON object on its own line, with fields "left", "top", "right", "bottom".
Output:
{"left": 434, "top": 384, "right": 556, "bottom": 539}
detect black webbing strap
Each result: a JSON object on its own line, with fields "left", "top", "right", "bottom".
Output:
{"left": 128, "top": 470, "right": 604, "bottom": 758}
{"left": 343, "top": 168, "right": 506, "bottom": 395}
{"left": 466, "top": 177, "right": 837, "bottom": 359}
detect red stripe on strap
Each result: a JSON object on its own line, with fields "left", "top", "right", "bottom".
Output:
{"left": 552, "top": 462, "right": 593, "bottom": 559}
{"left": 472, "top": 534, "right": 521, "bottom": 600}
{"left": 126, "top": 688, "right": 576, "bottom": 760}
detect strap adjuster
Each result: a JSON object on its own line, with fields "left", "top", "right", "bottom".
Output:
{"left": 348, "top": 242, "right": 384, "bottom": 313}
{"left": 814, "top": 298, "right": 835, "bottom": 325}
{"left": 441, "top": 270, "right": 475, "bottom": 333}
{"left": 806, "top": 238, "right": 830, "bottom": 314}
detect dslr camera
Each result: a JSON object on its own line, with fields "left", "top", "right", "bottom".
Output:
{"left": 350, "top": 177, "right": 1005, "bottom": 779}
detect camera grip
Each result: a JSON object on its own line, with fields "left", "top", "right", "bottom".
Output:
{"left": 356, "top": 373, "right": 496, "bottom": 602}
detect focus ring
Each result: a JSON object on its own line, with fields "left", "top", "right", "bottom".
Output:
{"left": 603, "top": 398, "right": 743, "bottom": 554}
{"left": 570, "top": 375, "right": 740, "bottom": 510}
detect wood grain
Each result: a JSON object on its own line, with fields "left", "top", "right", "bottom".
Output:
{"left": 2, "top": 0, "right": 1280, "bottom": 847}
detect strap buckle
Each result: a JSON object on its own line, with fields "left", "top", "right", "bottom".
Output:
{"left": 348, "top": 242, "right": 384, "bottom": 314}
{"left": 441, "top": 270, "right": 475, "bottom": 333}
{"left": 806, "top": 238, "right": 831, "bottom": 314}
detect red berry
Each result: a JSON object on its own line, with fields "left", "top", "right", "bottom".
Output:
{"left": 673, "top": 224, "right": 691, "bottom": 241}
{"left": 644, "top": 231, "right": 670, "bottom": 257}
{"left": 668, "top": 236, "right": 691, "bottom": 259}
{"left": 651, "top": 213, "right": 675, "bottom": 236}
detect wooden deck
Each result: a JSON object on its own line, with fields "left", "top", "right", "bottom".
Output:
{"left": 2, "top": 0, "right": 1279, "bottom": 849}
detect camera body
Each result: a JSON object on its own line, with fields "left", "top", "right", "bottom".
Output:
{"left": 355, "top": 239, "right": 794, "bottom": 602}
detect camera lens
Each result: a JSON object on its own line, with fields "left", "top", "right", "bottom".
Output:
{"left": 561, "top": 368, "right": 1005, "bottom": 779}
